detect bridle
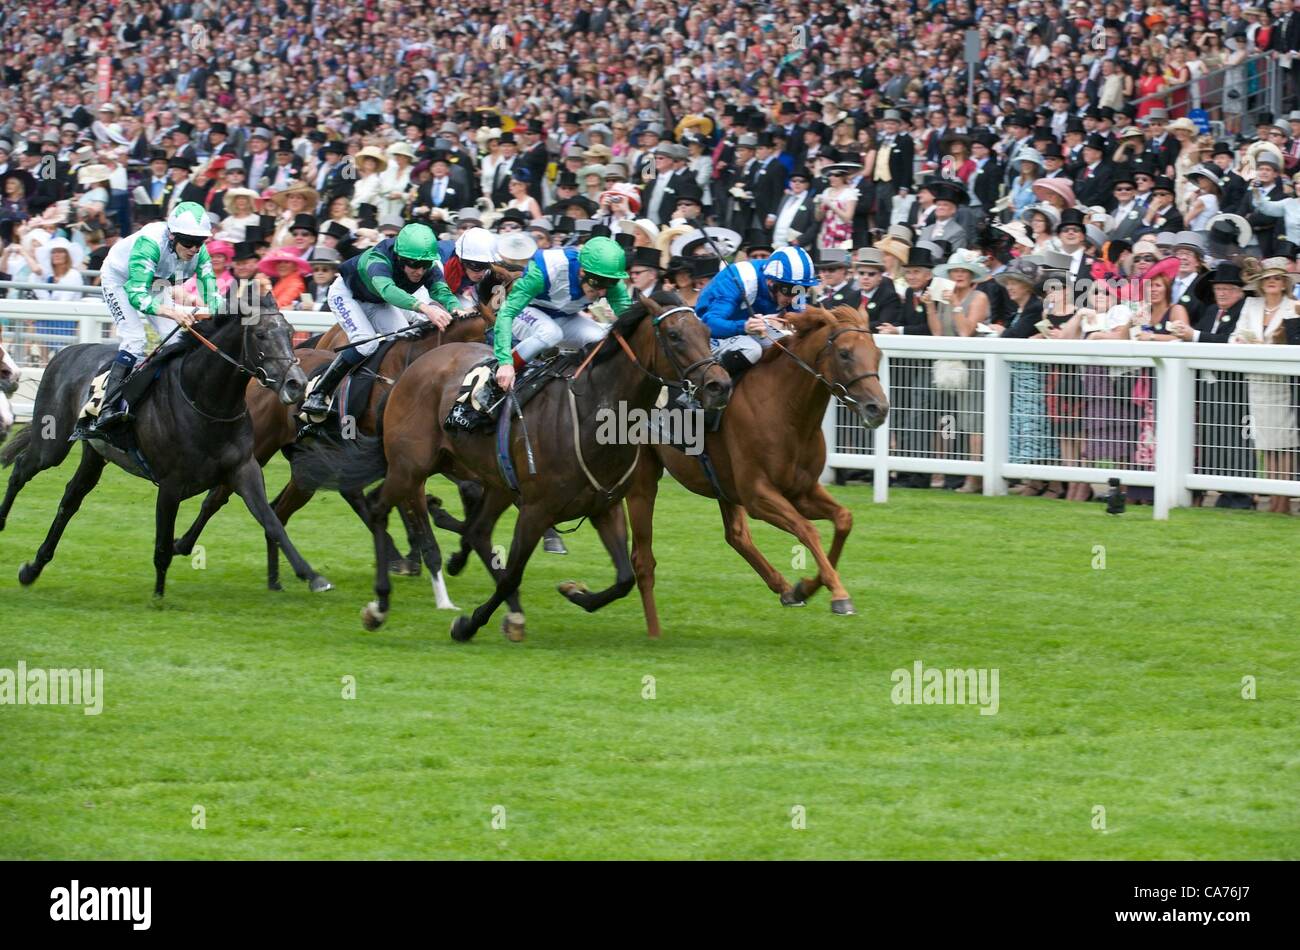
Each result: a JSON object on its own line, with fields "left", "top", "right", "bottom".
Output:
{"left": 768, "top": 322, "right": 881, "bottom": 409}
{"left": 178, "top": 315, "right": 301, "bottom": 421}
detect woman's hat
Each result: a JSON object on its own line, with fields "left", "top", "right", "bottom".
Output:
{"left": 993, "top": 220, "right": 1035, "bottom": 249}
{"left": 354, "top": 146, "right": 389, "bottom": 170}
{"left": 1013, "top": 147, "right": 1045, "bottom": 168}
{"left": 386, "top": 141, "right": 417, "bottom": 160}
{"left": 1167, "top": 117, "right": 1198, "bottom": 135}
{"left": 222, "top": 186, "right": 262, "bottom": 214}
{"left": 1188, "top": 165, "right": 1222, "bottom": 192}
{"left": 1242, "top": 256, "right": 1297, "bottom": 289}
{"left": 205, "top": 239, "right": 235, "bottom": 261}
{"left": 1031, "top": 177, "right": 1076, "bottom": 207}
{"left": 76, "top": 164, "right": 112, "bottom": 186}
{"left": 257, "top": 247, "right": 310, "bottom": 278}
{"left": 269, "top": 181, "right": 320, "bottom": 209}
{"left": 495, "top": 231, "right": 538, "bottom": 262}
{"left": 1207, "top": 213, "right": 1252, "bottom": 249}
{"left": 1020, "top": 201, "right": 1061, "bottom": 230}
{"left": 933, "top": 249, "right": 990, "bottom": 282}
{"left": 994, "top": 258, "right": 1041, "bottom": 289}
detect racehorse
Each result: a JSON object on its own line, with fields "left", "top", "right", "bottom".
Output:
{"left": 624, "top": 305, "right": 888, "bottom": 637}
{"left": 360, "top": 290, "right": 732, "bottom": 640}
{"left": 0, "top": 338, "right": 18, "bottom": 447}
{"left": 0, "top": 293, "right": 329, "bottom": 598}
{"left": 172, "top": 311, "right": 491, "bottom": 594}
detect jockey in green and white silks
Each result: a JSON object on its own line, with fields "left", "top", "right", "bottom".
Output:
{"left": 491, "top": 236, "right": 631, "bottom": 391}
{"left": 300, "top": 222, "right": 457, "bottom": 419}
{"left": 88, "top": 201, "right": 219, "bottom": 434}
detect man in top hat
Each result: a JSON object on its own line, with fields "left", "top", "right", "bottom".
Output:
{"left": 915, "top": 179, "right": 969, "bottom": 251}
{"left": 627, "top": 245, "right": 664, "bottom": 294}
{"left": 415, "top": 150, "right": 464, "bottom": 217}
{"left": 1055, "top": 208, "right": 1096, "bottom": 281}
{"left": 739, "top": 227, "right": 774, "bottom": 261}
{"left": 516, "top": 118, "right": 549, "bottom": 204}
{"left": 1245, "top": 150, "right": 1288, "bottom": 256}
{"left": 968, "top": 130, "right": 1005, "bottom": 211}
{"left": 771, "top": 166, "right": 816, "bottom": 249}
{"left": 872, "top": 108, "right": 914, "bottom": 228}
{"left": 724, "top": 133, "right": 759, "bottom": 233}
{"left": 814, "top": 249, "right": 855, "bottom": 308}
{"left": 643, "top": 142, "right": 687, "bottom": 226}
{"left": 1072, "top": 133, "right": 1114, "bottom": 207}
{"left": 160, "top": 156, "right": 194, "bottom": 215}
{"left": 304, "top": 246, "right": 342, "bottom": 309}
{"left": 748, "top": 131, "right": 789, "bottom": 238}
{"left": 852, "top": 247, "right": 902, "bottom": 331}
{"left": 1106, "top": 167, "right": 1148, "bottom": 241}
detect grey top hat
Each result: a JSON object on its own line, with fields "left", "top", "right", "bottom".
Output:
{"left": 852, "top": 247, "right": 885, "bottom": 267}
{"left": 736, "top": 133, "right": 758, "bottom": 148}
{"left": 306, "top": 246, "right": 342, "bottom": 265}
{"left": 816, "top": 248, "right": 851, "bottom": 268}
{"left": 1287, "top": 110, "right": 1300, "bottom": 123}
{"left": 1143, "top": 107, "right": 1170, "bottom": 123}
{"left": 1173, "top": 230, "right": 1207, "bottom": 255}
{"left": 1155, "top": 231, "right": 1179, "bottom": 248}
{"left": 882, "top": 109, "right": 903, "bottom": 122}
{"left": 457, "top": 206, "right": 483, "bottom": 222}
{"left": 886, "top": 223, "right": 914, "bottom": 245}
{"left": 1028, "top": 249, "right": 1074, "bottom": 272}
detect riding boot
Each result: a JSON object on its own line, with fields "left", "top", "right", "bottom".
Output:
{"left": 300, "top": 353, "right": 356, "bottom": 418}
{"left": 542, "top": 527, "right": 568, "bottom": 555}
{"left": 82, "top": 357, "right": 136, "bottom": 440}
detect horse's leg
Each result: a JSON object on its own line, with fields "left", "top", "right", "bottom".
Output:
{"left": 393, "top": 502, "right": 424, "bottom": 577}
{"left": 717, "top": 499, "right": 798, "bottom": 603}
{"left": 439, "top": 478, "right": 486, "bottom": 576}
{"left": 152, "top": 489, "right": 181, "bottom": 600}
{"left": 451, "top": 503, "right": 546, "bottom": 643}
{"left": 229, "top": 458, "right": 332, "bottom": 593}
{"left": 265, "top": 478, "right": 317, "bottom": 592}
{"left": 0, "top": 429, "right": 61, "bottom": 532}
{"left": 402, "top": 491, "right": 459, "bottom": 611}
{"left": 361, "top": 487, "right": 396, "bottom": 630}
{"left": 626, "top": 455, "right": 664, "bottom": 638}
{"left": 786, "top": 484, "right": 854, "bottom": 603}
{"left": 340, "top": 487, "right": 409, "bottom": 575}
{"left": 557, "top": 502, "right": 635, "bottom": 613}
{"left": 17, "top": 447, "right": 106, "bottom": 586}
{"left": 173, "top": 485, "right": 231, "bottom": 557}
{"left": 458, "top": 486, "right": 526, "bottom": 636}
{"left": 743, "top": 486, "right": 855, "bottom": 614}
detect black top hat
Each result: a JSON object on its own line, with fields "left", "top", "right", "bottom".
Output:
{"left": 614, "top": 231, "right": 635, "bottom": 251}
{"left": 496, "top": 208, "right": 530, "bottom": 228}
{"left": 629, "top": 246, "right": 664, "bottom": 271}
{"left": 1212, "top": 140, "right": 1234, "bottom": 157}
{"left": 243, "top": 225, "right": 267, "bottom": 245}
{"left": 290, "top": 213, "right": 318, "bottom": 233}
{"left": 673, "top": 182, "right": 704, "bottom": 206}
{"left": 1058, "top": 208, "right": 1087, "bottom": 230}
{"left": 690, "top": 256, "right": 721, "bottom": 279}
{"left": 209, "top": 122, "right": 228, "bottom": 136}
{"left": 1151, "top": 175, "right": 1176, "bottom": 193}
{"left": 1110, "top": 166, "right": 1136, "bottom": 188}
{"left": 665, "top": 255, "right": 690, "bottom": 275}
{"left": 928, "top": 179, "right": 969, "bottom": 206}
{"left": 167, "top": 156, "right": 191, "bottom": 171}
{"left": 320, "top": 221, "right": 351, "bottom": 240}
{"left": 1006, "top": 110, "right": 1036, "bottom": 129}
{"left": 523, "top": 118, "right": 544, "bottom": 134}
{"left": 740, "top": 228, "right": 773, "bottom": 251}
{"left": 1040, "top": 142, "right": 1064, "bottom": 159}
{"left": 564, "top": 111, "right": 583, "bottom": 125}
{"left": 149, "top": 148, "right": 168, "bottom": 163}
{"left": 1083, "top": 133, "right": 1108, "bottom": 152}
{"left": 973, "top": 129, "right": 999, "bottom": 149}
{"left": 498, "top": 131, "right": 516, "bottom": 144}
{"left": 1064, "top": 117, "right": 1085, "bottom": 134}
{"left": 173, "top": 120, "right": 194, "bottom": 137}
{"left": 905, "top": 246, "right": 936, "bottom": 269}
{"left": 1196, "top": 261, "right": 1246, "bottom": 302}
{"left": 232, "top": 241, "right": 258, "bottom": 261}
{"left": 755, "top": 131, "right": 777, "bottom": 148}
{"left": 555, "top": 170, "right": 579, "bottom": 188}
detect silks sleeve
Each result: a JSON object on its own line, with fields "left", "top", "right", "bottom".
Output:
{"left": 364, "top": 253, "right": 421, "bottom": 311}
{"left": 694, "top": 268, "right": 749, "bottom": 338}
{"left": 423, "top": 273, "right": 460, "bottom": 312}
{"left": 606, "top": 279, "right": 632, "bottom": 317}
{"left": 123, "top": 234, "right": 162, "bottom": 314}
{"left": 493, "top": 261, "right": 546, "bottom": 365}
{"left": 194, "top": 246, "right": 219, "bottom": 312}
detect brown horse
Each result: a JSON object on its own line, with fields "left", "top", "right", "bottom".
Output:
{"left": 173, "top": 312, "right": 491, "bottom": 595}
{"left": 625, "top": 305, "right": 888, "bottom": 638}
{"left": 358, "top": 291, "right": 731, "bottom": 640}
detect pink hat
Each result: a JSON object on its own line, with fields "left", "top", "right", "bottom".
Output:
{"left": 258, "top": 247, "right": 310, "bottom": 278}
{"left": 1032, "top": 177, "right": 1076, "bottom": 208}
{"left": 1139, "top": 255, "right": 1180, "bottom": 285}
{"left": 206, "top": 239, "right": 235, "bottom": 260}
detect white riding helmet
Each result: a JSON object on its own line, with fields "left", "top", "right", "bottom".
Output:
{"left": 166, "top": 201, "right": 213, "bottom": 238}
{"left": 455, "top": 227, "right": 499, "bottom": 266}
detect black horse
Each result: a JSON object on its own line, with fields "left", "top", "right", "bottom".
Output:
{"left": 0, "top": 292, "right": 331, "bottom": 598}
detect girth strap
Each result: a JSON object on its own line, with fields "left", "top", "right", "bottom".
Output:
{"left": 567, "top": 386, "right": 639, "bottom": 497}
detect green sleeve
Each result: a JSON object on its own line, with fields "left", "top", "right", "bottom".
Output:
{"left": 428, "top": 279, "right": 459, "bottom": 313}
{"left": 362, "top": 252, "right": 421, "bottom": 311}
{"left": 124, "top": 235, "right": 162, "bottom": 314}
{"left": 194, "top": 247, "right": 219, "bottom": 312}
{"left": 493, "top": 262, "right": 547, "bottom": 365}
{"left": 606, "top": 279, "right": 632, "bottom": 317}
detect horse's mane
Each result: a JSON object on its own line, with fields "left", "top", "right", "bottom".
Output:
{"left": 789, "top": 304, "right": 866, "bottom": 337}
{"left": 585, "top": 290, "right": 685, "bottom": 366}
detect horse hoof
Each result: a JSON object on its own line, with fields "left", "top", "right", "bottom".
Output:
{"left": 830, "top": 598, "right": 856, "bottom": 616}
{"left": 446, "top": 552, "right": 468, "bottom": 576}
{"left": 267, "top": 580, "right": 283, "bottom": 592}
{"left": 389, "top": 558, "right": 421, "bottom": 577}
{"left": 17, "top": 562, "right": 40, "bottom": 586}
{"left": 172, "top": 540, "right": 190, "bottom": 557}
{"left": 780, "top": 587, "right": 806, "bottom": 607}
{"left": 543, "top": 535, "right": 569, "bottom": 555}
{"left": 450, "top": 616, "right": 476, "bottom": 642}
{"left": 309, "top": 576, "right": 334, "bottom": 593}
{"left": 361, "top": 601, "right": 386, "bottom": 631}
{"left": 501, "top": 611, "right": 526, "bottom": 642}
{"left": 557, "top": 580, "right": 589, "bottom": 601}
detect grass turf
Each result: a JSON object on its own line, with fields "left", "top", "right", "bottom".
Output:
{"left": 0, "top": 443, "right": 1296, "bottom": 859}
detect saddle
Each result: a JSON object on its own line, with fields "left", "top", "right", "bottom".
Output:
{"left": 443, "top": 348, "right": 578, "bottom": 434}
{"left": 72, "top": 344, "right": 192, "bottom": 459}
{"left": 300, "top": 339, "right": 399, "bottom": 433}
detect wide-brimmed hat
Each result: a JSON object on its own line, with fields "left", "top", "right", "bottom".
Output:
{"left": 269, "top": 181, "right": 320, "bottom": 209}
{"left": 671, "top": 226, "right": 742, "bottom": 258}
{"left": 1020, "top": 202, "right": 1061, "bottom": 230}
{"left": 76, "top": 164, "right": 112, "bottom": 186}
{"left": 994, "top": 258, "right": 1041, "bottom": 289}
{"left": 1167, "top": 117, "right": 1198, "bottom": 136}
{"left": 874, "top": 235, "right": 911, "bottom": 264}
{"left": 258, "top": 247, "right": 310, "bottom": 278}
{"left": 1026, "top": 249, "right": 1073, "bottom": 273}
{"left": 1188, "top": 165, "right": 1222, "bottom": 193}
{"left": 222, "top": 187, "right": 262, "bottom": 214}
{"left": 1013, "top": 147, "right": 1045, "bottom": 168}
{"left": 495, "top": 231, "right": 538, "bottom": 262}
{"left": 993, "top": 220, "right": 1035, "bottom": 249}
{"left": 386, "top": 141, "right": 417, "bottom": 160}
{"left": 1243, "top": 257, "right": 1298, "bottom": 289}
{"left": 1032, "top": 177, "right": 1076, "bottom": 207}
{"left": 354, "top": 146, "right": 389, "bottom": 170}
{"left": 933, "top": 249, "right": 990, "bottom": 282}
{"left": 1207, "top": 213, "right": 1252, "bottom": 249}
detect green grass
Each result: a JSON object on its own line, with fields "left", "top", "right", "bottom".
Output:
{"left": 0, "top": 441, "right": 1296, "bottom": 859}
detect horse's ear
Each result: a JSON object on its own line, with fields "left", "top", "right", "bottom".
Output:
{"left": 640, "top": 293, "right": 664, "bottom": 317}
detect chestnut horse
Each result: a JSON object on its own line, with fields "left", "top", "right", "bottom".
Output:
{"left": 625, "top": 305, "right": 888, "bottom": 638}
{"left": 173, "top": 312, "right": 491, "bottom": 594}
{"left": 360, "top": 291, "right": 731, "bottom": 640}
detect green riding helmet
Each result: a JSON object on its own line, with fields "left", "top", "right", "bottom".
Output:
{"left": 394, "top": 222, "right": 438, "bottom": 262}
{"left": 578, "top": 236, "right": 629, "bottom": 280}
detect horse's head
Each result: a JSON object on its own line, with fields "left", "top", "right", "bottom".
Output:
{"left": 631, "top": 291, "right": 731, "bottom": 411}
{"left": 792, "top": 306, "right": 889, "bottom": 428}
{"left": 224, "top": 289, "right": 308, "bottom": 405}
{"left": 0, "top": 342, "right": 18, "bottom": 398}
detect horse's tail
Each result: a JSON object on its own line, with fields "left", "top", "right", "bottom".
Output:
{"left": 0, "top": 425, "right": 31, "bottom": 468}
{"left": 282, "top": 430, "right": 387, "bottom": 493}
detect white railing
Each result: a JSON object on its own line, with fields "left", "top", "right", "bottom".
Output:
{"left": 821, "top": 335, "right": 1300, "bottom": 519}
{"left": 6, "top": 304, "right": 1300, "bottom": 520}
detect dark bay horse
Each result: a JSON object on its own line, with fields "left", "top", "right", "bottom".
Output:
{"left": 172, "top": 312, "right": 490, "bottom": 597}
{"left": 360, "top": 291, "right": 731, "bottom": 640}
{"left": 625, "top": 305, "right": 888, "bottom": 637}
{"left": 0, "top": 294, "right": 328, "bottom": 598}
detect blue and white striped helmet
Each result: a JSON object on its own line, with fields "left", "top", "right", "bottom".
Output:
{"left": 762, "top": 246, "right": 818, "bottom": 287}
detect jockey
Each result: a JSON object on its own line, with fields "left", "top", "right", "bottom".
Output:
{"left": 85, "top": 201, "right": 220, "bottom": 437}
{"left": 491, "top": 235, "right": 631, "bottom": 391}
{"left": 694, "top": 245, "right": 818, "bottom": 377}
{"left": 301, "top": 222, "right": 458, "bottom": 418}
{"left": 437, "top": 227, "right": 499, "bottom": 304}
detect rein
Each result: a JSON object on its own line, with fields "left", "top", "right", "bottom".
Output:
{"left": 769, "top": 324, "right": 880, "bottom": 407}
{"left": 176, "top": 318, "right": 298, "bottom": 422}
